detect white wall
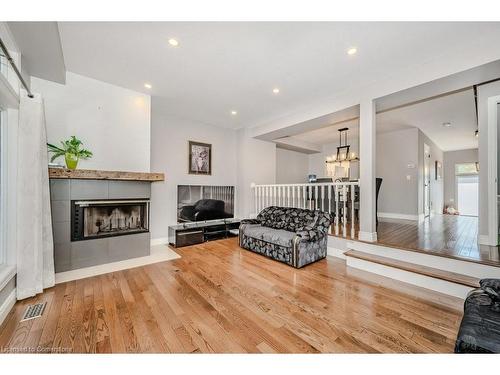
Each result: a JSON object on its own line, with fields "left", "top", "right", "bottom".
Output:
{"left": 275, "top": 148, "right": 308, "bottom": 184}
{"left": 308, "top": 136, "right": 360, "bottom": 180}
{"left": 150, "top": 97, "right": 238, "bottom": 240}
{"left": 376, "top": 128, "right": 419, "bottom": 217}
{"left": 236, "top": 128, "right": 276, "bottom": 218}
{"left": 443, "top": 148, "right": 479, "bottom": 210}
{"left": 31, "top": 72, "right": 151, "bottom": 172}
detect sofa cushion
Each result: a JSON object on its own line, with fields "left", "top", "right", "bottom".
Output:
{"left": 243, "top": 225, "right": 295, "bottom": 247}
{"left": 256, "top": 206, "right": 318, "bottom": 232}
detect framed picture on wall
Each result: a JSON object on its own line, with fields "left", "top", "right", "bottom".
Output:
{"left": 435, "top": 161, "right": 442, "bottom": 180}
{"left": 188, "top": 141, "right": 212, "bottom": 175}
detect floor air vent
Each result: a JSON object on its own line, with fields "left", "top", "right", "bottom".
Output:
{"left": 21, "top": 302, "right": 47, "bottom": 322}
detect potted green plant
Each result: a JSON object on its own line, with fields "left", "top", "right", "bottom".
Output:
{"left": 47, "top": 136, "right": 93, "bottom": 170}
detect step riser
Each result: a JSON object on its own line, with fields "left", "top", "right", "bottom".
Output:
{"left": 346, "top": 256, "right": 473, "bottom": 299}
{"left": 345, "top": 241, "right": 500, "bottom": 279}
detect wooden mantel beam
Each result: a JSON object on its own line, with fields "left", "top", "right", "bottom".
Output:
{"left": 48, "top": 168, "right": 165, "bottom": 182}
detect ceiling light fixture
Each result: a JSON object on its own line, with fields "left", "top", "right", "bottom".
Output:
{"left": 272, "top": 88, "right": 280, "bottom": 94}
{"left": 325, "top": 127, "right": 359, "bottom": 178}
{"left": 442, "top": 122, "right": 452, "bottom": 127}
{"left": 347, "top": 47, "right": 357, "bottom": 55}
{"left": 231, "top": 110, "right": 238, "bottom": 116}
{"left": 168, "top": 38, "right": 179, "bottom": 47}
{"left": 144, "top": 83, "right": 152, "bottom": 89}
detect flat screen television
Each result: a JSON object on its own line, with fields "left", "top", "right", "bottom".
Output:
{"left": 177, "top": 185, "right": 235, "bottom": 223}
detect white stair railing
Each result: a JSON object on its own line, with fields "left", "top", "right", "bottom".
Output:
{"left": 251, "top": 181, "right": 359, "bottom": 239}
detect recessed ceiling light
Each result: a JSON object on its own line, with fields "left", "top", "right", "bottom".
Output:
{"left": 272, "top": 88, "right": 280, "bottom": 94}
{"left": 347, "top": 47, "right": 357, "bottom": 55}
{"left": 168, "top": 38, "right": 179, "bottom": 47}
{"left": 231, "top": 110, "right": 238, "bottom": 116}
{"left": 144, "top": 83, "right": 152, "bottom": 89}
{"left": 442, "top": 122, "right": 452, "bottom": 127}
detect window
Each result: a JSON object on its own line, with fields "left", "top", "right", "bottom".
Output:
{"left": 455, "top": 162, "right": 479, "bottom": 175}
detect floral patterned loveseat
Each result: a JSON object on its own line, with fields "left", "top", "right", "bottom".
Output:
{"left": 239, "top": 206, "right": 332, "bottom": 268}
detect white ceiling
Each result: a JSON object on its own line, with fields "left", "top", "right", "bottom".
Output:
{"left": 291, "top": 89, "right": 478, "bottom": 152}
{"left": 377, "top": 89, "right": 478, "bottom": 151}
{"left": 57, "top": 22, "right": 500, "bottom": 129}
{"left": 291, "top": 118, "right": 360, "bottom": 145}
{"left": 8, "top": 22, "right": 66, "bottom": 84}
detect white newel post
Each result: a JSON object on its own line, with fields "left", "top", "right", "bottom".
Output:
{"left": 359, "top": 98, "right": 377, "bottom": 242}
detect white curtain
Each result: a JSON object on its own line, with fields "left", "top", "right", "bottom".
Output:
{"left": 16, "top": 90, "right": 55, "bottom": 300}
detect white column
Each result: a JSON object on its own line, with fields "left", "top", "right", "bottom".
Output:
{"left": 359, "top": 98, "right": 377, "bottom": 242}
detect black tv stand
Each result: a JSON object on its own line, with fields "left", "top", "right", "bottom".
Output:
{"left": 168, "top": 219, "right": 241, "bottom": 248}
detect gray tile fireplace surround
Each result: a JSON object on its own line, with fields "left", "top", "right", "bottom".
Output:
{"left": 50, "top": 179, "right": 151, "bottom": 273}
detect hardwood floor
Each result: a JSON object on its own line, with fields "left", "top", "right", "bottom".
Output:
{"left": 0, "top": 238, "right": 463, "bottom": 353}
{"left": 331, "top": 214, "right": 500, "bottom": 266}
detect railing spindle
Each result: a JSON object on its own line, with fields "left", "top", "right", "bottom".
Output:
{"left": 350, "top": 185, "right": 355, "bottom": 239}
{"left": 254, "top": 185, "right": 258, "bottom": 215}
{"left": 335, "top": 186, "right": 339, "bottom": 236}
{"left": 342, "top": 185, "right": 347, "bottom": 238}
{"left": 320, "top": 185, "right": 325, "bottom": 211}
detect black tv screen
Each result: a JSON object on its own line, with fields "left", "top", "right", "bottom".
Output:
{"left": 177, "top": 185, "right": 235, "bottom": 223}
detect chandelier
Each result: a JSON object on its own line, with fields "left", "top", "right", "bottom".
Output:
{"left": 325, "top": 127, "right": 359, "bottom": 178}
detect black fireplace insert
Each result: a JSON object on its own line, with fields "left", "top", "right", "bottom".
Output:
{"left": 71, "top": 199, "right": 149, "bottom": 241}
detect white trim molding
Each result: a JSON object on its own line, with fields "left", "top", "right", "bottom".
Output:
{"left": 0, "top": 288, "right": 16, "bottom": 326}
{"left": 0, "top": 72, "right": 19, "bottom": 110}
{"left": 418, "top": 213, "right": 426, "bottom": 224}
{"left": 347, "top": 240, "right": 500, "bottom": 279}
{"left": 345, "top": 256, "right": 472, "bottom": 299}
{"left": 327, "top": 246, "right": 347, "bottom": 260}
{"left": 378, "top": 212, "right": 419, "bottom": 221}
{"left": 486, "top": 95, "right": 499, "bottom": 246}
{"left": 358, "top": 231, "right": 378, "bottom": 242}
{"left": 479, "top": 234, "right": 493, "bottom": 246}
{"left": 0, "top": 264, "right": 15, "bottom": 291}
{"left": 150, "top": 237, "right": 169, "bottom": 246}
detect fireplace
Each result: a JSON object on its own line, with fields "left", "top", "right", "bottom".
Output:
{"left": 71, "top": 199, "right": 149, "bottom": 241}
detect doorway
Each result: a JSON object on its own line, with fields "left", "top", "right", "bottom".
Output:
{"left": 457, "top": 174, "right": 479, "bottom": 216}
{"left": 423, "top": 143, "right": 431, "bottom": 217}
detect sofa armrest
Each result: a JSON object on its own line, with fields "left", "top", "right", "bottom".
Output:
{"left": 480, "top": 279, "right": 500, "bottom": 301}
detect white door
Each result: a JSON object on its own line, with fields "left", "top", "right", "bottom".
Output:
{"left": 457, "top": 175, "right": 479, "bottom": 216}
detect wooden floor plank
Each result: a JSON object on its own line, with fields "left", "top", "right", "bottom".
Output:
{"left": 0, "top": 238, "right": 463, "bottom": 353}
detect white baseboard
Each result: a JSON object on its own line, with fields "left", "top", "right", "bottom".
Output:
{"left": 358, "top": 231, "right": 378, "bottom": 242}
{"left": 0, "top": 289, "right": 16, "bottom": 326}
{"left": 151, "top": 237, "right": 169, "bottom": 246}
{"left": 347, "top": 241, "right": 500, "bottom": 279}
{"left": 378, "top": 212, "right": 418, "bottom": 221}
{"left": 418, "top": 213, "right": 426, "bottom": 224}
{"left": 479, "top": 234, "right": 497, "bottom": 246}
{"left": 346, "top": 256, "right": 472, "bottom": 299}
{"left": 327, "top": 246, "right": 347, "bottom": 260}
